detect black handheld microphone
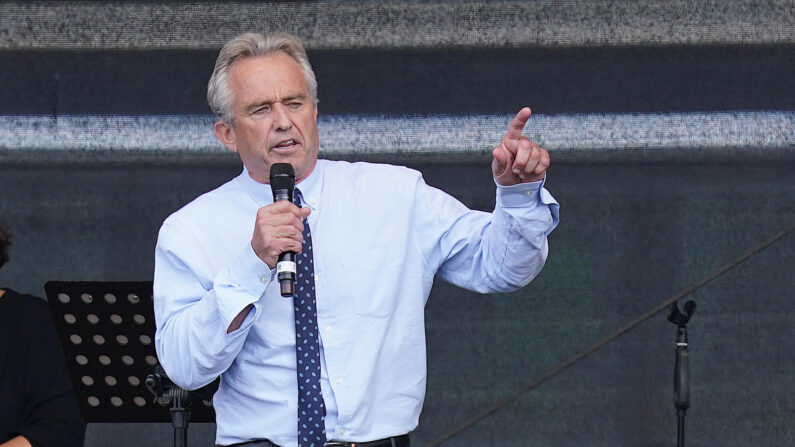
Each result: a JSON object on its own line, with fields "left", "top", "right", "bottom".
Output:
{"left": 269, "top": 163, "right": 296, "bottom": 297}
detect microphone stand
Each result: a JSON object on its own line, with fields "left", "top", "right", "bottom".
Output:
{"left": 146, "top": 365, "right": 217, "bottom": 447}
{"left": 668, "top": 301, "right": 696, "bottom": 447}
{"left": 146, "top": 365, "right": 192, "bottom": 447}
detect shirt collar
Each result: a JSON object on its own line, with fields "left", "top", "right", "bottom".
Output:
{"left": 236, "top": 161, "right": 324, "bottom": 210}
{"left": 294, "top": 160, "right": 323, "bottom": 211}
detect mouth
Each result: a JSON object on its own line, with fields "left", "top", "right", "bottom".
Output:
{"left": 271, "top": 139, "right": 299, "bottom": 151}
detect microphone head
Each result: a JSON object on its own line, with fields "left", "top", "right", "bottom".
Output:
{"left": 269, "top": 163, "right": 295, "bottom": 191}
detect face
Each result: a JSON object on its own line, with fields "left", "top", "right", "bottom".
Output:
{"left": 214, "top": 52, "right": 319, "bottom": 184}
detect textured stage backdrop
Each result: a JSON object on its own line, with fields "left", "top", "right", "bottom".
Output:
{"left": 0, "top": 2, "right": 793, "bottom": 447}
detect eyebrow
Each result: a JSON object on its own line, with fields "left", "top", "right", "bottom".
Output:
{"left": 244, "top": 93, "right": 307, "bottom": 114}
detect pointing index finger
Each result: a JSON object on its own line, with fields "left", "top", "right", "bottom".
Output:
{"left": 503, "top": 107, "right": 533, "bottom": 143}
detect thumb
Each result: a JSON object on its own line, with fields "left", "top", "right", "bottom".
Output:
{"left": 491, "top": 145, "right": 513, "bottom": 177}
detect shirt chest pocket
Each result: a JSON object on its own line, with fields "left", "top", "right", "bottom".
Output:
{"left": 333, "top": 246, "right": 402, "bottom": 318}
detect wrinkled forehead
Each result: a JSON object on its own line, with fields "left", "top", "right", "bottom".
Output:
{"left": 228, "top": 53, "right": 311, "bottom": 109}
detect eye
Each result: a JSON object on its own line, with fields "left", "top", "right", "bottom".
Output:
{"left": 253, "top": 105, "right": 271, "bottom": 115}
{"left": 286, "top": 101, "right": 303, "bottom": 110}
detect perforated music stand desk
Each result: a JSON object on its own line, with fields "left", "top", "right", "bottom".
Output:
{"left": 44, "top": 281, "right": 216, "bottom": 428}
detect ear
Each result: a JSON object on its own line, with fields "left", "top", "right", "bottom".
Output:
{"left": 214, "top": 120, "right": 237, "bottom": 153}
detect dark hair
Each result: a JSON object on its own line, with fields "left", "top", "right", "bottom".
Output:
{"left": 0, "top": 221, "right": 10, "bottom": 269}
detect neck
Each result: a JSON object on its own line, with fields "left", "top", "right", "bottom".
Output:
{"left": 0, "top": 289, "right": 5, "bottom": 299}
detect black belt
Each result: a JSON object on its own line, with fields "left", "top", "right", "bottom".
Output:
{"left": 226, "top": 440, "right": 278, "bottom": 447}
{"left": 227, "top": 434, "right": 410, "bottom": 447}
{"left": 326, "top": 435, "right": 410, "bottom": 447}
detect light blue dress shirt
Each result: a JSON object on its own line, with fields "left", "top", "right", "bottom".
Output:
{"left": 154, "top": 159, "right": 559, "bottom": 446}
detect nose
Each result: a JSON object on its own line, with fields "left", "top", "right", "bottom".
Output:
{"left": 271, "top": 102, "right": 292, "bottom": 131}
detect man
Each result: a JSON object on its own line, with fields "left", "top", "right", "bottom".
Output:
{"left": 0, "top": 221, "right": 85, "bottom": 447}
{"left": 154, "top": 32, "right": 559, "bottom": 447}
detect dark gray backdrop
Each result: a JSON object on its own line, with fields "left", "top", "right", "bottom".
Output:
{"left": 1, "top": 1, "right": 793, "bottom": 446}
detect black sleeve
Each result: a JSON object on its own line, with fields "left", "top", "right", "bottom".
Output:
{"left": 12, "top": 302, "right": 85, "bottom": 447}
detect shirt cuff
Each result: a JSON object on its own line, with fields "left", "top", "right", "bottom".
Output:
{"left": 495, "top": 177, "right": 545, "bottom": 208}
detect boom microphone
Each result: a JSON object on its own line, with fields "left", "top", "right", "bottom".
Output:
{"left": 269, "top": 163, "right": 296, "bottom": 297}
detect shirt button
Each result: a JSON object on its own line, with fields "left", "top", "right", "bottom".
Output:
{"left": 524, "top": 190, "right": 533, "bottom": 196}
{"left": 324, "top": 325, "right": 332, "bottom": 333}
{"left": 338, "top": 428, "right": 345, "bottom": 435}
{"left": 314, "top": 273, "right": 319, "bottom": 281}
{"left": 259, "top": 276, "right": 268, "bottom": 283}
{"left": 335, "top": 378, "right": 343, "bottom": 385}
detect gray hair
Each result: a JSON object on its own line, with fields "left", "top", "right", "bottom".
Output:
{"left": 207, "top": 32, "right": 318, "bottom": 123}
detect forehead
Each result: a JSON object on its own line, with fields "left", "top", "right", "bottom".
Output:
{"left": 227, "top": 52, "right": 309, "bottom": 105}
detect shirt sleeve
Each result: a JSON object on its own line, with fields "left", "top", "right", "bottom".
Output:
{"left": 153, "top": 219, "right": 273, "bottom": 390}
{"left": 12, "top": 302, "right": 85, "bottom": 447}
{"left": 418, "top": 175, "right": 559, "bottom": 293}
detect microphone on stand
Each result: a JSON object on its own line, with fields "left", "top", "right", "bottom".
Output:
{"left": 269, "top": 163, "right": 296, "bottom": 297}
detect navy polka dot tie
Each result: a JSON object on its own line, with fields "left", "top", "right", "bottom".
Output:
{"left": 293, "top": 188, "right": 327, "bottom": 447}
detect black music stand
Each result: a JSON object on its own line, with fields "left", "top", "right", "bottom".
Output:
{"left": 45, "top": 281, "right": 217, "bottom": 447}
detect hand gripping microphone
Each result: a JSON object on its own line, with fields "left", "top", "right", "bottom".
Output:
{"left": 269, "top": 163, "right": 296, "bottom": 297}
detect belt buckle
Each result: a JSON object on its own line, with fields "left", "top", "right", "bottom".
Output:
{"left": 326, "top": 442, "right": 354, "bottom": 447}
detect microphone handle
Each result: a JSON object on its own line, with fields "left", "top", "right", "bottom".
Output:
{"left": 277, "top": 252, "right": 296, "bottom": 296}
{"left": 273, "top": 188, "right": 296, "bottom": 297}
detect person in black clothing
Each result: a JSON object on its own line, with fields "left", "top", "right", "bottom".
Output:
{"left": 0, "top": 221, "right": 85, "bottom": 447}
